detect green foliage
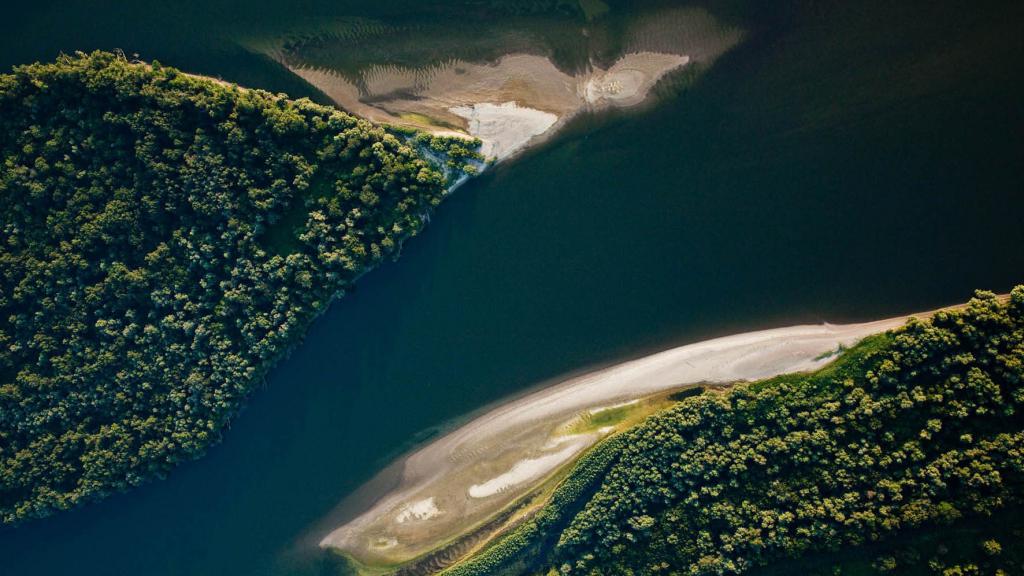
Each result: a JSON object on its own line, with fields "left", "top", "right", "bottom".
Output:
{"left": 411, "top": 132, "right": 486, "bottom": 182}
{"left": 0, "top": 51, "right": 448, "bottom": 523}
{"left": 748, "top": 505, "right": 1024, "bottom": 576}
{"left": 454, "top": 288, "right": 1024, "bottom": 575}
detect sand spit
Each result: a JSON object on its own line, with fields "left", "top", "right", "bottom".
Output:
{"left": 319, "top": 306, "right": 961, "bottom": 568}
{"left": 285, "top": 52, "right": 690, "bottom": 162}
{"left": 277, "top": 7, "right": 743, "bottom": 162}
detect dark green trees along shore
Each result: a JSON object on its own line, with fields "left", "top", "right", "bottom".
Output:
{"left": 0, "top": 51, "right": 461, "bottom": 523}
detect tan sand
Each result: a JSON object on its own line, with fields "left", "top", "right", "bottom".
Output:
{"left": 583, "top": 53, "right": 690, "bottom": 106}
{"left": 285, "top": 51, "right": 692, "bottom": 162}
{"left": 277, "top": 7, "right": 744, "bottom": 162}
{"left": 395, "top": 498, "right": 440, "bottom": 524}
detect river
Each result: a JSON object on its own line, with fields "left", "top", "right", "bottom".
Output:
{"left": 1, "top": 1, "right": 1022, "bottom": 575}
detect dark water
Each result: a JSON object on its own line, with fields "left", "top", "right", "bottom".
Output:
{"left": 2, "top": 1, "right": 1023, "bottom": 575}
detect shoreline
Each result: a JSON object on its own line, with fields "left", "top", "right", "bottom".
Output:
{"left": 316, "top": 300, "right": 985, "bottom": 570}
{"left": 271, "top": 6, "right": 745, "bottom": 165}
{"left": 282, "top": 52, "right": 695, "bottom": 164}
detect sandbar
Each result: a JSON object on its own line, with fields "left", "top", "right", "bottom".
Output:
{"left": 318, "top": 303, "right": 973, "bottom": 570}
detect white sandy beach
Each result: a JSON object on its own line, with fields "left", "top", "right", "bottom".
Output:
{"left": 450, "top": 102, "right": 559, "bottom": 161}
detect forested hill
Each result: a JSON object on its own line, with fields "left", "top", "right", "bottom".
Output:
{"left": 449, "top": 289, "right": 1024, "bottom": 576}
{"left": 0, "top": 51, "right": 455, "bottom": 523}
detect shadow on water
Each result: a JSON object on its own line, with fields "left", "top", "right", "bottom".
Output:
{"left": 1, "top": 1, "right": 1023, "bottom": 575}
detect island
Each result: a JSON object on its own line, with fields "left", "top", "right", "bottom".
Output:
{"left": 318, "top": 290, "right": 1024, "bottom": 575}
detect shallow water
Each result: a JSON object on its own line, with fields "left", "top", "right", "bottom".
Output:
{"left": 1, "top": 1, "right": 1023, "bottom": 575}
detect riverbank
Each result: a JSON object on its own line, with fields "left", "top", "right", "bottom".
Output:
{"left": 317, "top": 301, "right": 985, "bottom": 572}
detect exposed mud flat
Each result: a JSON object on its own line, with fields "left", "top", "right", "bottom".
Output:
{"left": 274, "top": 7, "right": 743, "bottom": 160}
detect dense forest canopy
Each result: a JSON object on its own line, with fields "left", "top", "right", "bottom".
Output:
{"left": 0, "top": 51, "right": 465, "bottom": 523}
{"left": 448, "top": 288, "right": 1024, "bottom": 576}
